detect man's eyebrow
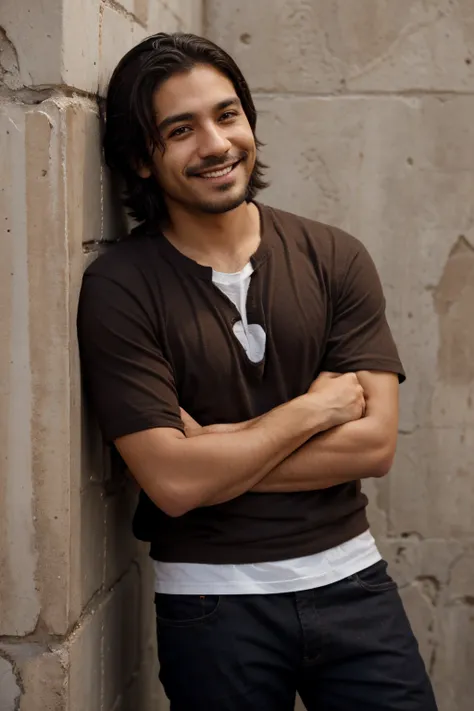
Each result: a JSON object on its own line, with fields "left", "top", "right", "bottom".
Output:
{"left": 215, "top": 97, "right": 241, "bottom": 111}
{"left": 157, "top": 97, "right": 242, "bottom": 134}
{"left": 157, "top": 111, "right": 195, "bottom": 134}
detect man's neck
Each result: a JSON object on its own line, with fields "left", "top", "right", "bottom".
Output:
{"left": 163, "top": 200, "right": 261, "bottom": 273}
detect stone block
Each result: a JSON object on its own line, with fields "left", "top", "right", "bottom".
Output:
{"left": 65, "top": 102, "right": 102, "bottom": 247}
{"left": 171, "top": 0, "right": 203, "bottom": 33}
{"left": 67, "top": 605, "right": 103, "bottom": 711}
{"left": 65, "top": 105, "right": 103, "bottom": 610}
{"left": 104, "top": 483, "right": 141, "bottom": 590}
{"left": 79, "top": 484, "right": 107, "bottom": 608}
{"left": 0, "top": 103, "right": 42, "bottom": 636}
{"left": 1, "top": 0, "right": 101, "bottom": 92}
{"left": 69, "top": 566, "right": 149, "bottom": 711}
{"left": 375, "top": 537, "right": 474, "bottom": 707}
{"left": 148, "top": 0, "right": 183, "bottom": 34}
{"left": 447, "top": 551, "right": 474, "bottom": 600}
{"left": 99, "top": 4, "right": 141, "bottom": 95}
{"left": 116, "top": 0, "right": 136, "bottom": 16}
{"left": 0, "top": 98, "right": 106, "bottom": 636}
{"left": 102, "top": 566, "right": 141, "bottom": 711}
{"left": 0, "top": 643, "right": 67, "bottom": 711}
{"left": 134, "top": 0, "right": 150, "bottom": 26}
{"left": 389, "top": 427, "right": 474, "bottom": 539}
{"left": 24, "top": 104, "right": 72, "bottom": 634}
{"left": 62, "top": 0, "right": 101, "bottom": 92}
{"left": 1, "top": 0, "right": 63, "bottom": 87}
{"left": 0, "top": 655, "right": 21, "bottom": 710}
{"left": 206, "top": 0, "right": 474, "bottom": 93}
{"left": 114, "top": 0, "right": 149, "bottom": 26}
{"left": 436, "top": 603, "right": 474, "bottom": 711}
{"left": 0, "top": 104, "right": 52, "bottom": 635}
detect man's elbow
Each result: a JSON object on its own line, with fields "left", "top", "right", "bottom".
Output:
{"left": 154, "top": 477, "right": 200, "bottom": 518}
{"left": 162, "top": 500, "right": 191, "bottom": 518}
{"left": 372, "top": 441, "right": 396, "bottom": 478}
{"left": 157, "top": 486, "right": 195, "bottom": 518}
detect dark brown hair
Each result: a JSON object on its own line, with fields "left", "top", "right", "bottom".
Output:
{"left": 103, "top": 33, "right": 268, "bottom": 227}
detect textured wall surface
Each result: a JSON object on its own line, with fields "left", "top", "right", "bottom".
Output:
{"left": 206, "top": 2, "right": 474, "bottom": 710}
{"left": 0, "top": 2, "right": 202, "bottom": 710}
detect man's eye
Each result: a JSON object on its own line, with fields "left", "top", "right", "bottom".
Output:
{"left": 170, "top": 126, "right": 191, "bottom": 138}
{"left": 219, "top": 111, "right": 238, "bottom": 121}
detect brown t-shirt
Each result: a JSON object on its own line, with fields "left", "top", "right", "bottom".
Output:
{"left": 77, "top": 203, "right": 405, "bottom": 564}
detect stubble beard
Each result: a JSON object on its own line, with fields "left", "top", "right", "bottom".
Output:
{"left": 176, "top": 170, "right": 251, "bottom": 215}
{"left": 193, "top": 182, "right": 249, "bottom": 214}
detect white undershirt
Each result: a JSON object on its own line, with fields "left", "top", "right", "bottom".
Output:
{"left": 153, "top": 263, "right": 380, "bottom": 595}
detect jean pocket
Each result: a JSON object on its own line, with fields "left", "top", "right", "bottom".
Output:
{"left": 351, "top": 560, "right": 398, "bottom": 593}
{"left": 154, "top": 593, "right": 221, "bottom": 628}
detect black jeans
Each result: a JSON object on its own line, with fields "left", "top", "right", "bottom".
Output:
{"left": 155, "top": 560, "right": 438, "bottom": 710}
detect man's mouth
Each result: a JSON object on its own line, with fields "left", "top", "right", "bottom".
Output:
{"left": 190, "top": 158, "right": 243, "bottom": 180}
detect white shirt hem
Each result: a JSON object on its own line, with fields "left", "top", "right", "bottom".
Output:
{"left": 153, "top": 533, "right": 382, "bottom": 595}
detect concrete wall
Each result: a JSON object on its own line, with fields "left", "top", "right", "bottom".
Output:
{"left": 206, "top": 2, "right": 474, "bottom": 710}
{"left": 0, "top": 2, "right": 202, "bottom": 710}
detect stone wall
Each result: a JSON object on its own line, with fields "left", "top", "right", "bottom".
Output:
{"left": 206, "top": 2, "right": 474, "bottom": 710}
{"left": 0, "top": 2, "right": 202, "bottom": 710}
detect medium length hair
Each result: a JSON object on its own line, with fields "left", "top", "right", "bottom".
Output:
{"left": 103, "top": 33, "right": 268, "bottom": 227}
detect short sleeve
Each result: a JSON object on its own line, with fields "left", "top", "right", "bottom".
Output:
{"left": 321, "top": 229, "right": 405, "bottom": 382}
{"left": 77, "top": 273, "right": 184, "bottom": 443}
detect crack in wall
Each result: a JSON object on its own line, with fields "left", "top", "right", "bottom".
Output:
{"left": 342, "top": 7, "right": 449, "bottom": 85}
{"left": 0, "top": 559, "right": 141, "bottom": 647}
{"left": 0, "top": 85, "right": 100, "bottom": 105}
{"left": 102, "top": 0, "right": 147, "bottom": 28}
{"left": 0, "top": 647, "right": 25, "bottom": 707}
{"left": 0, "top": 26, "right": 22, "bottom": 90}
{"left": 159, "top": 0, "right": 186, "bottom": 30}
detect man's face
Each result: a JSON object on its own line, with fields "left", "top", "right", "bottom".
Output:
{"left": 144, "top": 64, "right": 257, "bottom": 215}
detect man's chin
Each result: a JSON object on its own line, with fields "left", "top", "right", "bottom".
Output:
{"left": 192, "top": 186, "right": 248, "bottom": 215}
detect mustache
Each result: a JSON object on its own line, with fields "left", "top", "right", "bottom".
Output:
{"left": 186, "top": 151, "right": 247, "bottom": 177}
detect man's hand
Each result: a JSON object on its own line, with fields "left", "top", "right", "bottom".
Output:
{"left": 307, "top": 371, "right": 366, "bottom": 428}
{"left": 252, "top": 370, "right": 398, "bottom": 493}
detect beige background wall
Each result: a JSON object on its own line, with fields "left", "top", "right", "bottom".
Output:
{"left": 1, "top": 1, "right": 473, "bottom": 710}
{"left": 206, "top": 2, "right": 474, "bottom": 710}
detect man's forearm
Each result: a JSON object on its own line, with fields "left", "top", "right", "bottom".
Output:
{"left": 176, "top": 371, "right": 372, "bottom": 504}
{"left": 156, "top": 396, "right": 335, "bottom": 514}
{"left": 181, "top": 410, "right": 261, "bottom": 436}
{"left": 251, "top": 416, "right": 395, "bottom": 493}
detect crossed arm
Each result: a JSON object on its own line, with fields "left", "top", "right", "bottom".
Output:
{"left": 114, "top": 370, "right": 399, "bottom": 517}
{"left": 183, "top": 370, "right": 399, "bottom": 494}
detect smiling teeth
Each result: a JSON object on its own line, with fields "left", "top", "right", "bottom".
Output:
{"left": 200, "top": 164, "right": 234, "bottom": 178}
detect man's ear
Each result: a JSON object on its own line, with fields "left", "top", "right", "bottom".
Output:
{"left": 137, "top": 164, "right": 152, "bottom": 179}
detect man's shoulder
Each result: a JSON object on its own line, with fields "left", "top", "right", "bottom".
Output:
{"left": 83, "top": 229, "right": 161, "bottom": 285}
{"left": 260, "top": 202, "right": 365, "bottom": 262}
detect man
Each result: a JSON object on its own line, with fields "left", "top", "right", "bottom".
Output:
{"left": 78, "top": 33, "right": 437, "bottom": 711}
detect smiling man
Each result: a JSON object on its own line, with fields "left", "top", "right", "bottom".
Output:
{"left": 77, "top": 33, "right": 437, "bottom": 711}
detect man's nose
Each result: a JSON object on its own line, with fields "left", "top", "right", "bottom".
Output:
{"left": 197, "top": 124, "right": 232, "bottom": 158}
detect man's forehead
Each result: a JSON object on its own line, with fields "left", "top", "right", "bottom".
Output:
{"left": 153, "top": 65, "right": 238, "bottom": 118}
